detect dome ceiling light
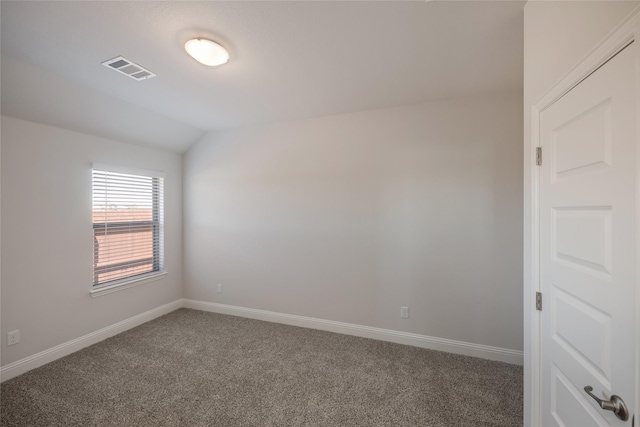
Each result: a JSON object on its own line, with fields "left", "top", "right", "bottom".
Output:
{"left": 184, "top": 38, "right": 229, "bottom": 67}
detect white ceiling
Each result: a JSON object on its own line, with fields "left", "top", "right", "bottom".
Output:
{"left": 1, "top": 1, "right": 524, "bottom": 153}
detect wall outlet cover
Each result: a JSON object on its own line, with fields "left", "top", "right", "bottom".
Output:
{"left": 400, "top": 306, "right": 409, "bottom": 319}
{"left": 7, "top": 330, "right": 20, "bottom": 346}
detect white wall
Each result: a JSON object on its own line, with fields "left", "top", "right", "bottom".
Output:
{"left": 0, "top": 116, "right": 183, "bottom": 366}
{"left": 523, "top": 1, "right": 639, "bottom": 425}
{"left": 184, "top": 91, "right": 523, "bottom": 352}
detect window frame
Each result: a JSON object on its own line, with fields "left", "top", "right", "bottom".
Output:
{"left": 90, "top": 163, "right": 166, "bottom": 297}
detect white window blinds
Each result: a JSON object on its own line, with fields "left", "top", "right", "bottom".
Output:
{"left": 92, "top": 167, "right": 164, "bottom": 287}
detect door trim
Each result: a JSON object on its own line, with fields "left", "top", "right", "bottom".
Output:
{"left": 528, "top": 8, "right": 640, "bottom": 427}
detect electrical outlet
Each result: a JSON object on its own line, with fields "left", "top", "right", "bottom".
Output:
{"left": 400, "top": 306, "right": 409, "bottom": 319}
{"left": 7, "top": 330, "right": 20, "bottom": 346}
{"left": 216, "top": 284, "right": 223, "bottom": 294}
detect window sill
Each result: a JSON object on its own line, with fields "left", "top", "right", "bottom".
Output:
{"left": 90, "top": 271, "right": 168, "bottom": 298}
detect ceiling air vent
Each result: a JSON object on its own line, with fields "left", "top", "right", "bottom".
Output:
{"left": 102, "top": 56, "right": 156, "bottom": 81}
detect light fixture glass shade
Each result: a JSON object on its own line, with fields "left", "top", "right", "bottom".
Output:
{"left": 184, "top": 38, "right": 229, "bottom": 67}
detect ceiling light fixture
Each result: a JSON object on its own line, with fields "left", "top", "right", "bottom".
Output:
{"left": 184, "top": 38, "right": 229, "bottom": 67}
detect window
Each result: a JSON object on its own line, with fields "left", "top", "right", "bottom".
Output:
{"left": 92, "top": 165, "right": 164, "bottom": 289}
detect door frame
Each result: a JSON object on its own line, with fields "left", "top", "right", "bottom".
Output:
{"left": 527, "top": 9, "right": 640, "bottom": 427}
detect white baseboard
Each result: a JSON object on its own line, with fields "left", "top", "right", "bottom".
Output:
{"left": 1, "top": 298, "right": 522, "bottom": 383}
{"left": 0, "top": 299, "right": 183, "bottom": 382}
{"left": 183, "top": 299, "right": 524, "bottom": 365}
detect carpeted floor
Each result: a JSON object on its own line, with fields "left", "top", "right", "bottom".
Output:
{"left": 0, "top": 309, "right": 522, "bottom": 426}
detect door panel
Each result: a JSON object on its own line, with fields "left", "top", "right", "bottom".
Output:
{"left": 540, "top": 44, "right": 636, "bottom": 426}
{"left": 552, "top": 99, "right": 612, "bottom": 180}
{"left": 552, "top": 363, "right": 609, "bottom": 427}
{"left": 552, "top": 287, "right": 612, "bottom": 387}
{"left": 552, "top": 206, "right": 612, "bottom": 276}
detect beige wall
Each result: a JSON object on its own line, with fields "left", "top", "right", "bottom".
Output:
{"left": 0, "top": 116, "right": 183, "bottom": 366}
{"left": 183, "top": 90, "right": 524, "bottom": 352}
{"left": 523, "top": 1, "right": 639, "bottom": 425}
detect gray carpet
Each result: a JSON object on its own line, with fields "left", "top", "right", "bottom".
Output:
{"left": 1, "top": 309, "right": 522, "bottom": 426}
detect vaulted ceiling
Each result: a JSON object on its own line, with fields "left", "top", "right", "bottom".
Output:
{"left": 1, "top": 1, "right": 524, "bottom": 153}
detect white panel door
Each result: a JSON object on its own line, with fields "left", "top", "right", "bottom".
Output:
{"left": 540, "top": 43, "right": 636, "bottom": 426}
